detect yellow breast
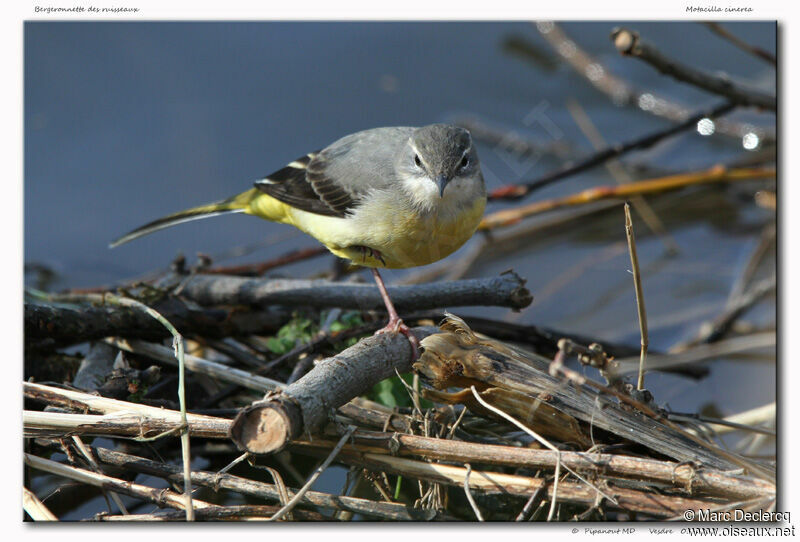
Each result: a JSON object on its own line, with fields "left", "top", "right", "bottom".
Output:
{"left": 332, "top": 196, "right": 486, "bottom": 269}
{"left": 247, "top": 190, "right": 486, "bottom": 269}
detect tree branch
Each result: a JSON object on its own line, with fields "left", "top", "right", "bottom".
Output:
{"left": 25, "top": 299, "right": 289, "bottom": 348}
{"left": 612, "top": 27, "right": 775, "bottom": 112}
{"left": 178, "top": 271, "right": 533, "bottom": 311}
{"left": 229, "top": 327, "right": 436, "bottom": 454}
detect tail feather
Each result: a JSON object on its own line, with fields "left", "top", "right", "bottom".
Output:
{"left": 109, "top": 189, "right": 257, "bottom": 248}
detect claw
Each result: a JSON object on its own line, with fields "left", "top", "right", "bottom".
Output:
{"left": 376, "top": 316, "right": 420, "bottom": 361}
{"left": 358, "top": 246, "right": 386, "bottom": 266}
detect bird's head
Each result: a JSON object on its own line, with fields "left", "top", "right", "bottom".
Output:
{"left": 396, "top": 124, "right": 486, "bottom": 213}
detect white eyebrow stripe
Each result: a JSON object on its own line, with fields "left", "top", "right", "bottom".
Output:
{"left": 459, "top": 144, "right": 472, "bottom": 165}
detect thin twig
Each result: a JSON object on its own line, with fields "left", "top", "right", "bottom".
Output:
{"left": 463, "top": 463, "right": 484, "bottom": 521}
{"left": 486, "top": 98, "right": 736, "bottom": 201}
{"left": 481, "top": 165, "right": 774, "bottom": 230}
{"left": 71, "top": 436, "right": 129, "bottom": 515}
{"left": 671, "top": 403, "right": 776, "bottom": 437}
{"left": 612, "top": 28, "right": 775, "bottom": 112}
{"left": 729, "top": 223, "right": 776, "bottom": 303}
{"left": 293, "top": 444, "right": 717, "bottom": 517}
{"left": 534, "top": 21, "right": 771, "bottom": 141}
{"left": 454, "top": 115, "right": 577, "bottom": 161}
{"left": 25, "top": 453, "right": 212, "bottom": 514}
{"left": 616, "top": 332, "right": 775, "bottom": 373}
{"left": 678, "top": 276, "right": 776, "bottom": 350}
{"left": 515, "top": 487, "right": 545, "bottom": 522}
{"left": 107, "top": 338, "right": 285, "bottom": 392}
{"left": 624, "top": 203, "right": 649, "bottom": 390}
{"left": 267, "top": 425, "right": 356, "bottom": 521}
{"left": 703, "top": 23, "right": 776, "bottom": 66}
{"left": 469, "top": 387, "right": 619, "bottom": 518}
{"left": 203, "top": 246, "right": 329, "bottom": 276}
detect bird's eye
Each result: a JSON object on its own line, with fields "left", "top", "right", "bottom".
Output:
{"left": 414, "top": 154, "right": 422, "bottom": 168}
{"left": 459, "top": 155, "right": 470, "bottom": 170}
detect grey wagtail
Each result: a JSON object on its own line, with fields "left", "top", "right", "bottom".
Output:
{"left": 111, "top": 124, "right": 487, "bottom": 353}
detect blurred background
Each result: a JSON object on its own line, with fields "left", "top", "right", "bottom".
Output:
{"left": 25, "top": 21, "right": 776, "bottom": 508}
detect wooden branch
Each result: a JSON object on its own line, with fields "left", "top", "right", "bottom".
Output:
{"left": 703, "top": 23, "right": 777, "bottom": 66}
{"left": 318, "top": 430, "right": 773, "bottom": 501}
{"left": 294, "top": 446, "right": 720, "bottom": 519}
{"left": 96, "top": 506, "right": 329, "bottom": 521}
{"left": 107, "top": 338, "right": 286, "bottom": 392}
{"left": 26, "top": 404, "right": 771, "bottom": 503}
{"left": 178, "top": 272, "right": 532, "bottom": 311}
{"left": 229, "top": 327, "right": 436, "bottom": 454}
{"left": 536, "top": 21, "right": 773, "bottom": 141}
{"left": 23, "top": 487, "right": 57, "bottom": 521}
{"left": 72, "top": 342, "right": 117, "bottom": 391}
{"left": 23, "top": 381, "right": 231, "bottom": 433}
{"left": 91, "top": 446, "right": 449, "bottom": 521}
{"left": 23, "top": 381, "right": 416, "bottom": 443}
{"left": 26, "top": 385, "right": 771, "bottom": 518}
{"left": 24, "top": 410, "right": 230, "bottom": 440}
{"left": 612, "top": 27, "right": 776, "bottom": 112}
{"left": 414, "top": 315, "right": 749, "bottom": 472}
{"left": 106, "top": 337, "right": 422, "bottom": 436}
{"left": 614, "top": 331, "right": 775, "bottom": 374}
{"left": 25, "top": 299, "right": 289, "bottom": 347}
{"left": 25, "top": 453, "right": 214, "bottom": 512}
{"left": 413, "top": 312, "right": 643, "bottom": 360}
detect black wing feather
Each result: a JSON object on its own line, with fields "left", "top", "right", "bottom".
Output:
{"left": 254, "top": 152, "right": 358, "bottom": 218}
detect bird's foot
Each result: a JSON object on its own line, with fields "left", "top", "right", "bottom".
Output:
{"left": 376, "top": 316, "right": 420, "bottom": 361}
{"left": 357, "top": 245, "right": 386, "bottom": 266}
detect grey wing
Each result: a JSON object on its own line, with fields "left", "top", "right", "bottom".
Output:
{"left": 254, "top": 127, "right": 415, "bottom": 218}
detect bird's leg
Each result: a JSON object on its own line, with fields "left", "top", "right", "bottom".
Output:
{"left": 370, "top": 267, "right": 420, "bottom": 360}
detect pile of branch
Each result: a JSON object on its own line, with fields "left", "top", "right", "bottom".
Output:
{"left": 24, "top": 309, "right": 774, "bottom": 521}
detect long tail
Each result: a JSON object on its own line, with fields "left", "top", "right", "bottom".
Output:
{"left": 109, "top": 188, "right": 259, "bottom": 248}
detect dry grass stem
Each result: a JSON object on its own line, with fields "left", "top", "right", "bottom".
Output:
{"left": 624, "top": 203, "right": 649, "bottom": 390}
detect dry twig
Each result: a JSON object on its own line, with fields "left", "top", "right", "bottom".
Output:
{"left": 480, "top": 166, "right": 775, "bottom": 230}
{"left": 624, "top": 203, "right": 649, "bottom": 390}
{"left": 612, "top": 28, "right": 775, "bottom": 112}
{"left": 703, "top": 22, "right": 776, "bottom": 66}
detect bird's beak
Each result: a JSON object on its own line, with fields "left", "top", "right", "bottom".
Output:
{"left": 435, "top": 175, "right": 449, "bottom": 198}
